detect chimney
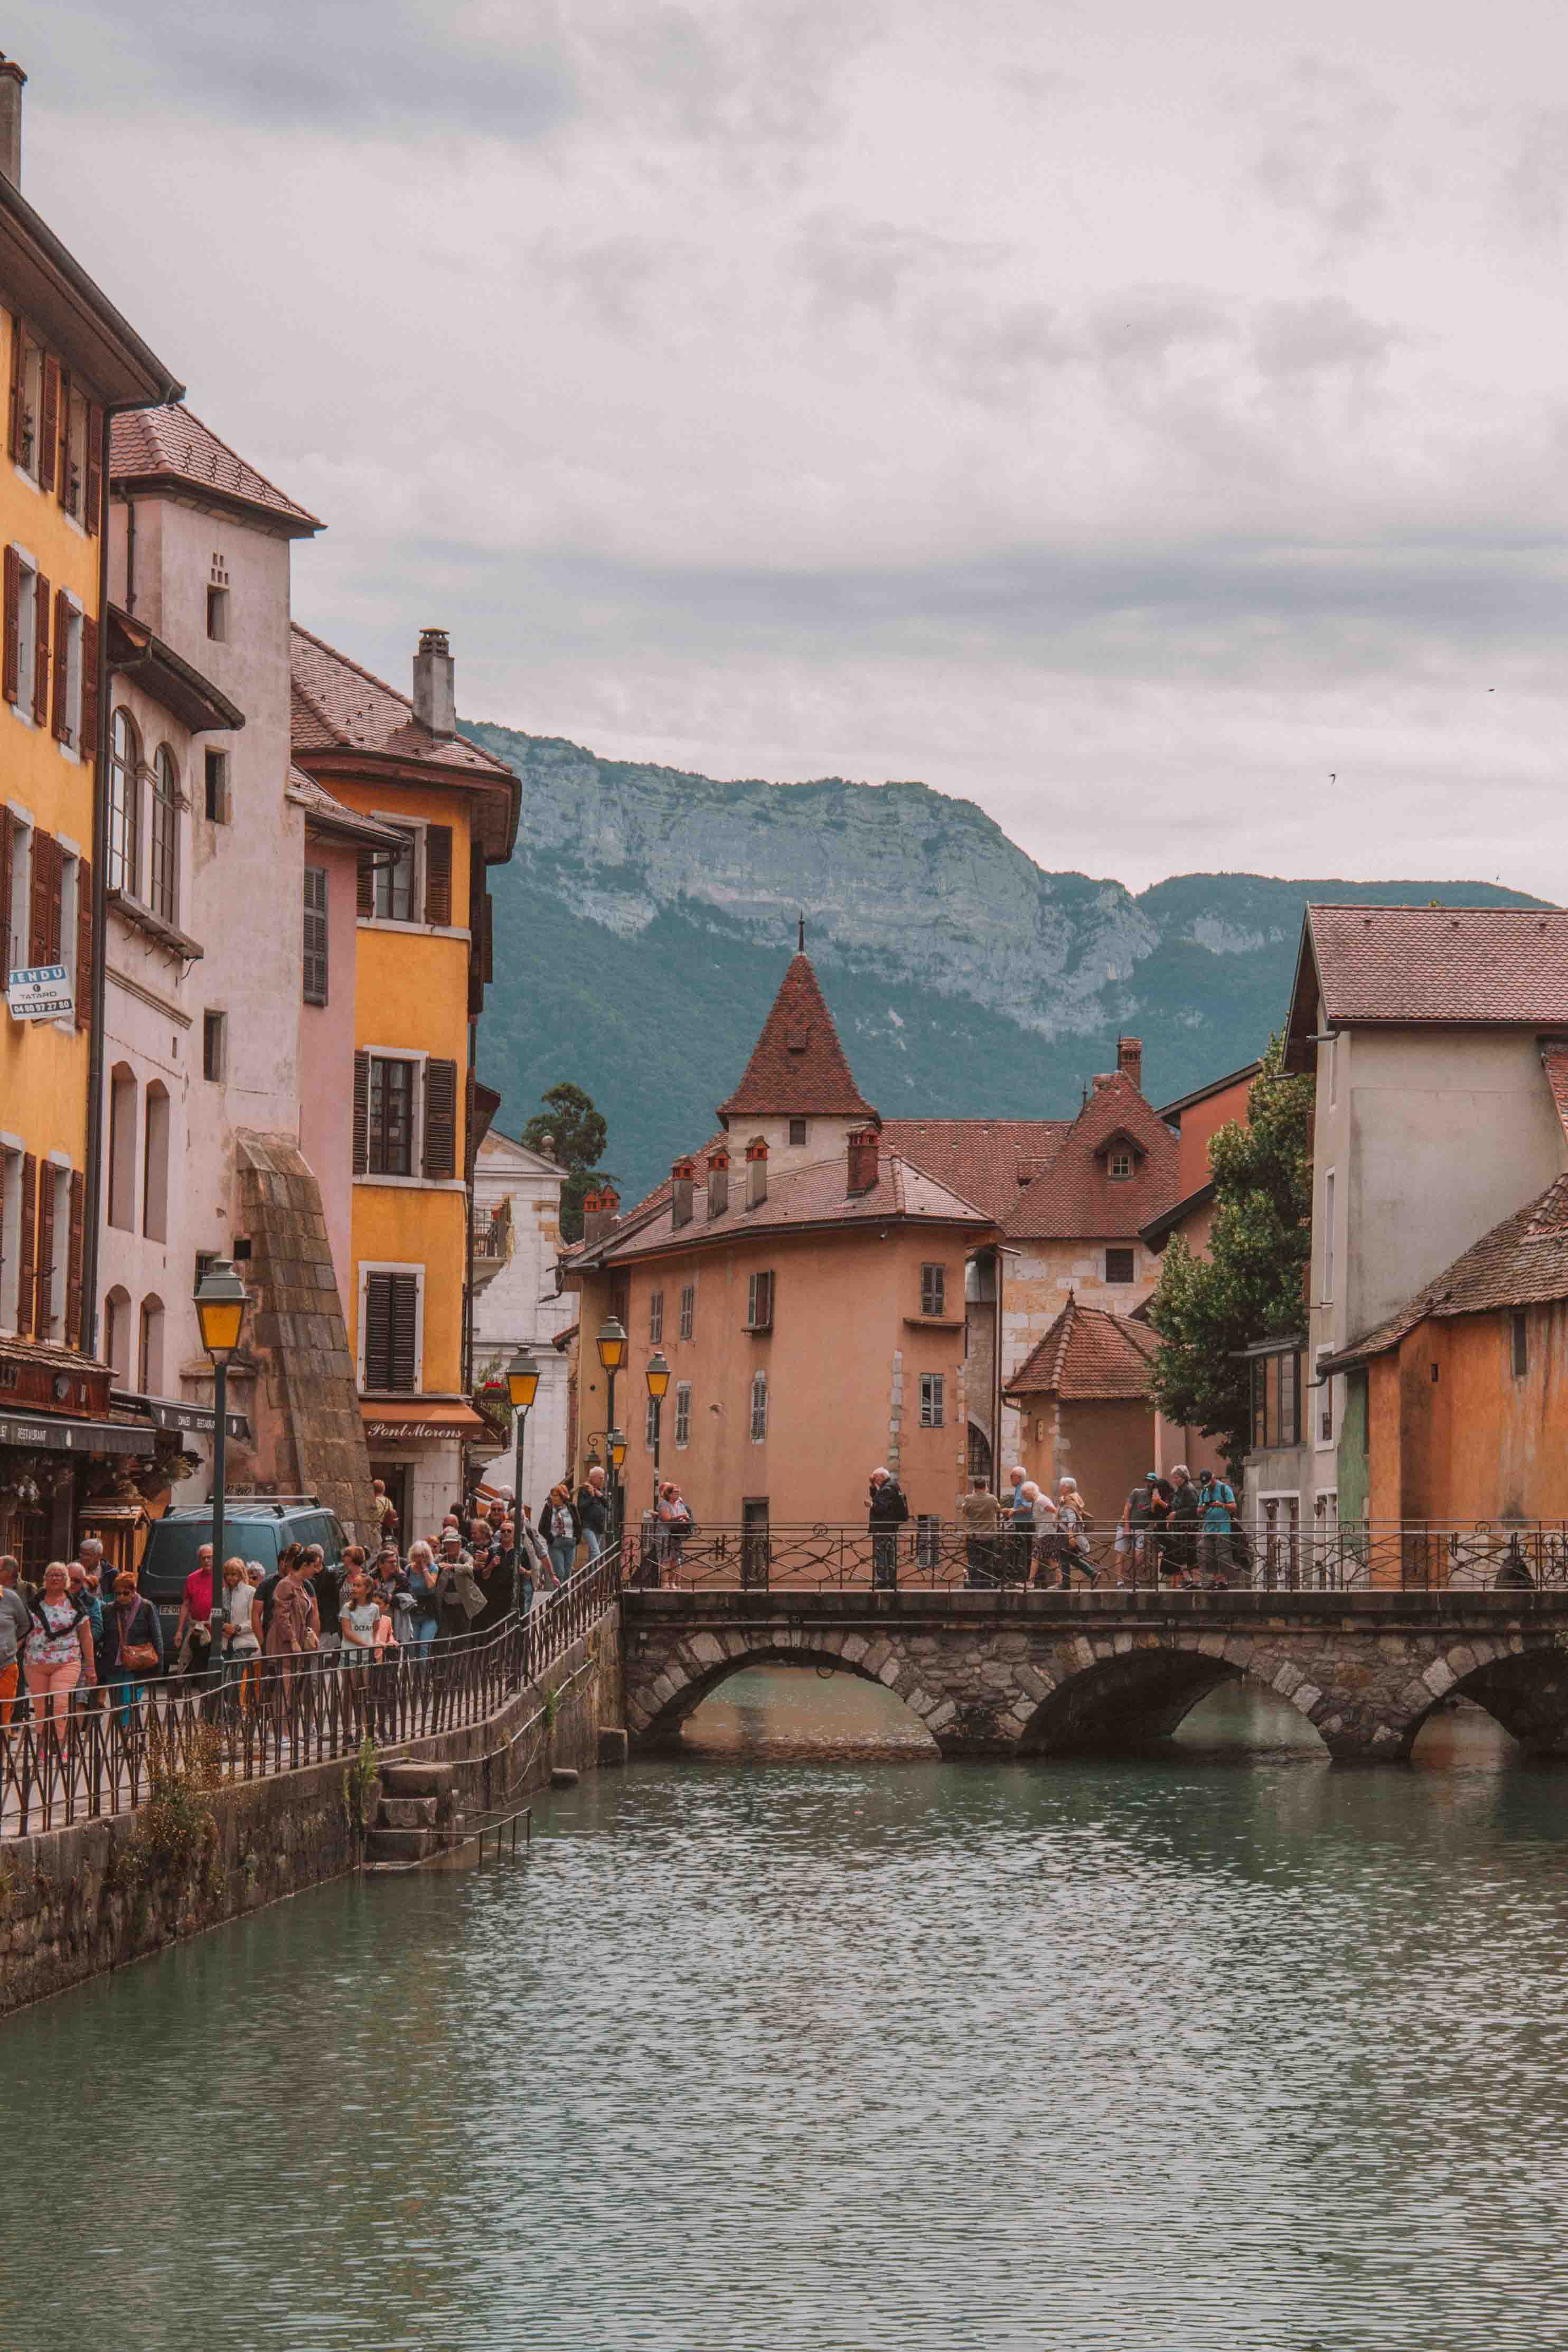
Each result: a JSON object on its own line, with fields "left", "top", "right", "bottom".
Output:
{"left": 1117, "top": 1035, "right": 1143, "bottom": 1092}
{"left": 580, "top": 1184, "right": 621, "bottom": 1248}
{"left": 0, "top": 57, "right": 24, "bottom": 190}
{"left": 706, "top": 1146, "right": 729, "bottom": 1220}
{"left": 847, "top": 1126, "right": 879, "bottom": 1196}
{"left": 538, "top": 1131, "right": 556, "bottom": 1163}
{"left": 745, "top": 1136, "right": 768, "bottom": 1211}
{"left": 412, "top": 626, "right": 456, "bottom": 739}
{"left": 670, "top": 1156, "right": 696, "bottom": 1229}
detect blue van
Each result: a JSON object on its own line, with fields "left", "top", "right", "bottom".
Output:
{"left": 138, "top": 1498, "right": 348, "bottom": 1643}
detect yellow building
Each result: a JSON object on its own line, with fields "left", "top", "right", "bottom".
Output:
{"left": 289, "top": 622, "right": 519, "bottom": 1537}
{"left": 0, "top": 54, "right": 182, "bottom": 1564}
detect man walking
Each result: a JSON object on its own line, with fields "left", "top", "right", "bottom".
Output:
{"left": 1167, "top": 1465, "right": 1201, "bottom": 1581}
{"left": 1197, "top": 1468, "right": 1237, "bottom": 1585}
{"left": 956, "top": 1475, "right": 1003, "bottom": 1587}
{"left": 868, "top": 1467, "right": 909, "bottom": 1590}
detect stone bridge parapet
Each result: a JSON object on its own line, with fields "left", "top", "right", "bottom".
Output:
{"left": 622, "top": 1588, "right": 1568, "bottom": 1763}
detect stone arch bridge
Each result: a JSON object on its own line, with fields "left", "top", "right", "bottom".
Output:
{"left": 622, "top": 1589, "right": 1568, "bottom": 1763}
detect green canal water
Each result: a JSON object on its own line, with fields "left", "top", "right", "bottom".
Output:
{"left": 7, "top": 1671, "right": 1568, "bottom": 2352}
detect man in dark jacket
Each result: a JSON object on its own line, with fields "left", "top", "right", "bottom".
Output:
{"left": 1166, "top": 1466, "right": 1201, "bottom": 1580}
{"left": 868, "top": 1467, "right": 909, "bottom": 1590}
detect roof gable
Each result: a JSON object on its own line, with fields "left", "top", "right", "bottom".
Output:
{"left": 1294, "top": 904, "right": 1568, "bottom": 1043}
{"left": 1323, "top": 1171, "right": 1568, "bottom": 1370}
{"left": 1004, "top": 1072, "right": 1177, "bottom": 1240}
{"left": 1004, "top": 1293, "right": 1159, "bottom": 1401}
{"left": 716, "top": 954, "right": 879, "bottom": 1122}
{"left": 110, "top": 404, "right": 321, "bottom": 532}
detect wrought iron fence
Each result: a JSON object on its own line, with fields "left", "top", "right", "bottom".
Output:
{"left": 0, "top": 1546, "right": 622, "bottom": 1840}
{"left": 629, "top": 1518, "right": 1568, "bottom": 1597}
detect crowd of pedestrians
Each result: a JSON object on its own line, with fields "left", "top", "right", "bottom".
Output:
{"left": 863, "top": 1460, "right": 1244, "bottom": 1589}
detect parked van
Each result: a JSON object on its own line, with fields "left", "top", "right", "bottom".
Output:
{"left": 138, "top": 1498, "right": 348, "bottom": 1642}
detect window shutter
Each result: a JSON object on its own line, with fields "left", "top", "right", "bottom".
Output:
{"left": 29, "top": 829, "right": 54, "bottom": 964}
{"left": 84, "top": 401, "right": 102, "bottom": 535}
{"left": 352, "top": 1050, "right": 370, "bottom": 1175}
{"left": 0, "top": 812, "right": 10, "bottom": 976}
{"left": 34, "top": 1163, "right": 54, "bottom": 1334}
{"left": 15, "top": 1152, "right": 34, "bottom": 1337}
{"left": 54, "top": 367, "right": 70, "bottom": 508}
{"left": 33, "top": 571, "right": 49, "bottom": 727}
{"left": 6, "top": 318, "right": 22, "bottom": 463}
{"left": 50, "top": 585, "right": 69, "bottom": 738}
{"left": 422, "top": 1057, "right": 458, "bottom": 1179}
{"left": 80, "top": 612, "right": 98, "bottom": 768}
{"left": 75, "top": 856, "right": 92, "bottom": 1031}
{"left": 363, "top": 1271, "right": 391, "bottom": 1388}
{"left": 356, "top": 848, "right": 373, "bottom": 915}
{"left": 390, "top": 1274, "right": 418, "bottom": 1390}
{"left": 2, "top": 545, "right": 18, "bottom": 705}
{"left": 38, "top": 357, "right": 58, "bottom": 495}
{"left": 424, "top": 824, "right": 452, "bottom": 925}
{"left": 66, "top": 1167, "right": 84, "bottom": 1345}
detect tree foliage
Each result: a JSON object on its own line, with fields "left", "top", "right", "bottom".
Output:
{"left": 1146, "top": 1037, "right": 1314, "bottom": 1469}
{"left": 522, "top": 1081, "right": 613, "bottom": 1242}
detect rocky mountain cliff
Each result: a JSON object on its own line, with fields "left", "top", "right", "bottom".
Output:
{"left": 466, "top": 721, "right": 1542, "bottom": 1194}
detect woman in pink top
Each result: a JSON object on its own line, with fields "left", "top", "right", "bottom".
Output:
{"left": 24, "top": 1561, "right": 95, "bottom": 1735}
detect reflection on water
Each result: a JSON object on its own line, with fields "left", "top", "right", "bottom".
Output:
{"left": 6, "top": 1672, "right": 1567, "bottom": 2352}
{"left": 683, "top": 1662, "right": 938, "bottom": 1760}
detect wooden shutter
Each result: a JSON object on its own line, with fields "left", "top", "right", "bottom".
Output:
{"left": 80, "top": 612, "right": 98, "bottom": 769}
{"left": 2, "top": 544, "right": 18, "bottom": 705}
{"left": 15, "top": 1152, "right": 34, "bottom": 1337}
{"left": 424, "top": 824, "right": 452, "bottom": 925}
{"left": 50, "top": 585, "right": 69, "bottom": 738}
{"left": 363, "top": 1270, "right": 390, "bottom": 1389}
{"left": 75, "top": 856, "right": 92, "bottom": 1031}
{"left": 352, "top": 1050, "right": 369, "bottom": 1174}
{"left": 422, "top": 1057, "right": 458, "bottom": 1179}
{"left": 356, "top": 847, "right": 373, "bottom": 915}
{"left": 33, "top": 571, "right": 49, "bottom": 727}
{"left": 390, "top": 1273, "right": 418, "bottom": 1390}
{"left": 54, "top": 367, "right": 70, "bottom": 508}
{"left": 30, "top": 829, "right": 54, "bottom": 964}
{"left": 84, "top": 401, "right": 102, "bottom": 535}
{"left": 66, "top": 1168, "right": 84, "bottom": 1345}
{"left": 33, "top": 1162, "right": 54, "bottom": 1335}
{"left": 38, "top": 357, "right": 58, "bottom": 495}
{"left": 6, "top": 318, "right": 23, "bottom": 463}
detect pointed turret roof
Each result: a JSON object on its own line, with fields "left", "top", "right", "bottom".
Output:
{"left": 717, "top": 954, "right": 879, "bottom": 1123}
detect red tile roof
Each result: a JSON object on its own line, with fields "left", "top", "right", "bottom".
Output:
{"left": 572, "top": 1148, "right": 990, "bottom": 1268}
{"left": 1004, "top": 1293, "right": 1159, "bottom": 1402}
{"left": 1322, "top": 1173, "right": 1568, "bottom": 1372}
{"left": 1541, "top": 1043, "right": 1568, "bottom": 1145}
{"left": 290, "top": 623, "right": 514, "bottom": 781}
{"left": 717, "top": 955, "right": 879, "bottom": 1122}
{"left": 1299, "top": 905, "right": 1568, "bottom": 1030}
{"left": 284, "top": 763, "right": 404, "bottom": 847}
{"left": 1003, "top": 1071, "right": 1178, "bottom": 1241}
{"left": 110, "top": 404, "right": 322, "bottom": 532}
{"left": 879, "top": 1118, "right": 1071, "bottom": 1224}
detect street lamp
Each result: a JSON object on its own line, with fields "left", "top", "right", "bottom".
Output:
{"left": 595, "top": 1317, "right": 627, "bottom": 1541}
{"left": 505, "top": 1348, "right": 540, "bottom": 1618}
{"left": 194, "top": 1258, "right": 247, "bottom": 1698}
{"left": 645, "top": 1349, "right": 670, "bottom": 1576}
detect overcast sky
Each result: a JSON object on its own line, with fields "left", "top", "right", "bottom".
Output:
{"left": 22, "top": 1, "right": 1568, "bottom": 893}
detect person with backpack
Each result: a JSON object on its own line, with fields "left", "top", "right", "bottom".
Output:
{"left": 1197, "top": 1468, "right": 1238, "bottom": 1586}
{"left": 22, "top": 1561, "right": 95, "bottom": 1736}
{"left": 1116, "top": 1475, "right": 1155, "bottom": 1588}
{"left": 867, "top": 1466, "right": 909, "bottom": 1589}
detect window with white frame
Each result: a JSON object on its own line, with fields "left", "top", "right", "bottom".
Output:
{"left": 921, "top": 1263, "right": 946, "bottom": 1317}
{"left": 1108, "top": 1149, "right": 1133, "bottom": 1179}
{"left": 57, "top": 599, "right": 82, "bottom": 749}
{"left": 108, "top": 708, "right": 140, "bottom": 892}
{"left": 746, "top": 1270, "right": 774, "bottom": 1330}
{"left": 920, "top": 1373, "right": 945, "bottom": 1428}
{"left": 367, "top": 1054, "right": 417, "bottom": 1175}
{"left": 58, "top": 849, "right": 78, "bottom": 1006}
{"left": 373, "top": 828, "right": 418, "bottom": 922}
{"left": 749, "top": 1370, "right": 768, "bottom": 1441}
{"left": 4, "top": 811, "right": 29, "bottom": 976}
{"left": 674, "top": 1381, "right": 691, "bottom": 1446}
{"left": 43, "top": 1163, "right": 69, "bottom": 1339}
{"left": 679, "top": 1283, "right": 694, "bottom": 1341}
{"left": 14, "top": 549, "right": 36, "bottom": 715}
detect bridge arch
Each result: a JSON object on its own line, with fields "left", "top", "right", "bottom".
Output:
{"left": 1392, "top": 1636, "right": 1568, "bottom": 1759}
{"left": 628, "top": 1630, "right": 949, "bottom": 1750}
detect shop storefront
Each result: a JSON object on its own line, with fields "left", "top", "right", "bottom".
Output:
{"left": 361, "top": 1401, "right": 491, "bottom": 1548}
{"left": 0, "top": 1339, "right": 161, "bottom": 1573}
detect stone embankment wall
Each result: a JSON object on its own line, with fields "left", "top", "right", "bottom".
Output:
{"left": 0, "top": 1609, "right": 623, "bottom": 2018}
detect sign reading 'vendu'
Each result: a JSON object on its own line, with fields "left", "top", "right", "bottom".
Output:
{"left": 6, "top": 964, "right": 73, "bottom": 1022}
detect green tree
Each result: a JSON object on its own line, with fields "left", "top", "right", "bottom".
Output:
{"left": 522, "top": 1081, "right": 614, "bottom": 1243}
{"left": 1146, "top": 1037, "right": 1314, "bottom": 1469}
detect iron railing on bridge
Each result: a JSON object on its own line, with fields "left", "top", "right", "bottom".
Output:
{"left": 0, "top": 1547, "right": 622, "bottom": 1840}
{"left": 630, "top": 1518, "right": 1568, "bottom": 1596}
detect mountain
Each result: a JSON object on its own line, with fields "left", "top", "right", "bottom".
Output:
{"left": 465, "top": 721, "right": 1545, "bottom": 1196}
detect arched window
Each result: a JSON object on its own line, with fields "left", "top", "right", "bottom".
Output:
{"left": 149, "top": 744, "right": 180, "bottom": 924}
{"left": 104, "top": 1286, "right": 132, "bottom": 1384}
{"left": 143, "top": 1081, "right": 170, "bottom": 1243}
{"left": 137, "top": 1295, "right": 165, "bottom": 1397}
{"left": 107, "top": 1062, "right": 137, "bottom": 1231}
{"left": 108, "top": 709, "right": 140, "bottom": 894}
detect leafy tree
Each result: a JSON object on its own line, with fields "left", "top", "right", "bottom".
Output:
{"left": 1146, "top": 1037, "right": 1314, "bottom": 1470}
{"left": 522, "top": 1081, "right": 614, "bottom": 1242}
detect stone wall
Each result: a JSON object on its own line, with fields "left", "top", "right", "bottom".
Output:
{"left": 0, "top": 1606, "right": 623, "bottom": 2018}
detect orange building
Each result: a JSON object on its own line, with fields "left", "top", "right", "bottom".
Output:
{"left": 1004, "top": 1294, "right": 1161, "bottom": 1529}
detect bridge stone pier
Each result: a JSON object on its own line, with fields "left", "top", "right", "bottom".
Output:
{"left": 622, "top": 1588, "right": 1568, "bottom": 1763}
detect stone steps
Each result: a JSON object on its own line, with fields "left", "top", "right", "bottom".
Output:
{"left": 364, "top": 1760, "right": 463, "bottom": 1867}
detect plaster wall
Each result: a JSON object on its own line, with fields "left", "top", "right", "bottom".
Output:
{"left": 1361, "top": 1304, "right": 1568, "bottom": 1528}
{"left": 297, "top": 832, "right": 359, "bottom": 1307}
{"left": 998, "top": 1240, "right": 1159, "bottom": 1459}
{"left": 1014, "top": 1395, "right": 1155, "bottom": 1524}
{"left": 471, "top": 1136, "right": 575, "bottom": 1497}
{"left": 1170, "top": 1072, "right": 1253, "bottom": 1199}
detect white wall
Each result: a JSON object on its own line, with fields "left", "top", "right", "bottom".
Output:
{"left": 470, "top": 1134, "right": 576, "bottom": 1504}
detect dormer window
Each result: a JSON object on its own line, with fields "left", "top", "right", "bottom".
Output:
{"left": 1109, "top": 1150, "right": 1133, "bottom": 1180}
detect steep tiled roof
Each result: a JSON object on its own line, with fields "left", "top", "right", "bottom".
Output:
{"left": 1321, "top": 1174, "right": 1568, "bottom": 1373}
{"left": 290, "top": 624, "right": 513, "bottom": 780}
{"left": 717, "top": 955, "right": 879, "bottom": 1121}
{"left": 1004, "top": 1071, "right": 1178, "bottom": 1241}
{"left": 1004, "top": 1294, "right": 1159, "bottom": 1401}
{"left": 110, "top": 404, "right": 322, "bottom": 531}
{"left": 1302, "top": 905, "right": 1568, "bottom": 1029}
{"left": 879, "top": 1118, "right": 1070, "bottom": 1224}
{"left": 574, "top": 1148, "right": 990, "bottom": 1268}
{"left": 284, "top": 764, "right": 403, "bottom": 847}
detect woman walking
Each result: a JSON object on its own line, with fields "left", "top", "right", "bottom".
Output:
{"left": 538, "top": 1486, "right": 580, "bottom": 1587}
{"left": 433, "top": 1534, "right": 485, "bottom": 1646}
{"left": 403, "top": 1541, "right": 439, "bottom": 1652}
{"left": 100, "top": 1571, "right": 165, "bottom": 1718}
{"left": 219, "top": 1556, "right": 261, "bottom": 1708}
{"left": 23, "top": 1563, "right": 94, "bottom": 1737}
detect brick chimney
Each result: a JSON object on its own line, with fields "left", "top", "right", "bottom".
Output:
{"left": 0, "top": 57, "right": 24, "bottom": 190}
{"left": 1117, "top": 1035, "right": 1142, "bottom": 1091}
{"left": 580, "top": 1184, "right": 621, "bottom": 1247}
{"left": 706, "top": 1145, "right": 729, "bottom": 1220}
{"left": 847, "top": 1126, "right": 879, "bottom": 1196}
{"left": 670, "top": 1156, "right": 696, "bottom": 1229}
{"left": 745, "top": 1136, "right": 768, "bottom": 1210}
{"left": 412, "top": 626, "right": 456, "bottom": 739}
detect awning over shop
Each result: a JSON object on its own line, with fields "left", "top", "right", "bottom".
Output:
{"left": 361, "top": 1401, "right": 490, "bottom": 1442}
{"left": 0, "top": 1410, "right": 157, "bottom": 1457}
{"left": 111, "top": 1390, "right": 252, "bottom": 1442}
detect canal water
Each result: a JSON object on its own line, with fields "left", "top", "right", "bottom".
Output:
{"left": 7, "top": 1671, "right": 1568, "bottom": 2351}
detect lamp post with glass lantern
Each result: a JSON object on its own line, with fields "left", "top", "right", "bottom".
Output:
{"left": 644, "top": 1350, "right": 670, "bottom": 1580}
{"left": 595, "top": 1317, "right": 627, "bottom": 1542}
{"left": 505, "top": 1348, "right": 539, "bottom": 1618}
{"left": 194, "top": 1259, "right": 248, "bottom": 1698}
